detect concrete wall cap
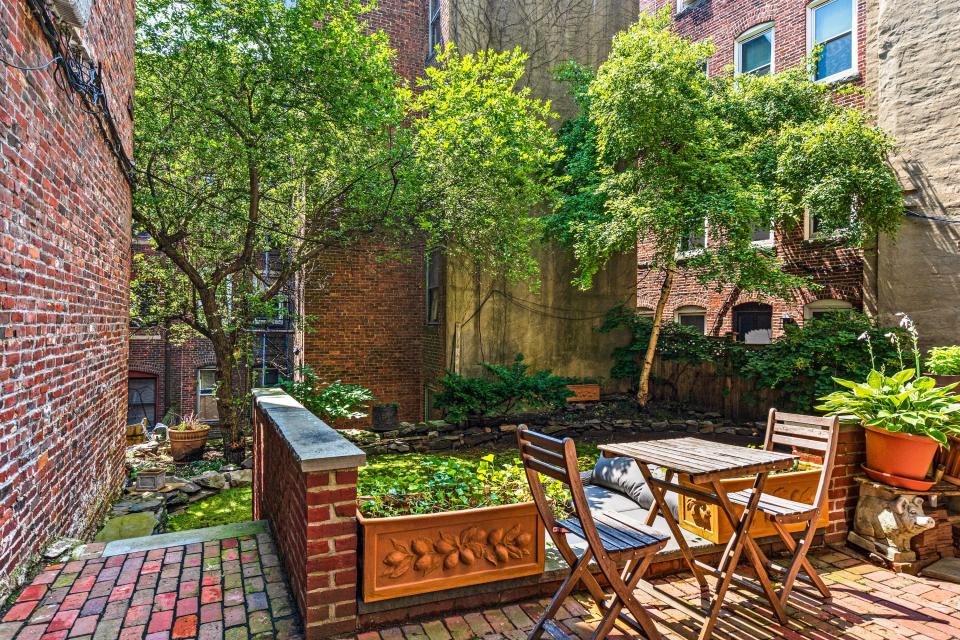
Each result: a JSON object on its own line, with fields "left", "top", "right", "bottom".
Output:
{"left": 253, "top": 388, "right": 366, "bottom": 472}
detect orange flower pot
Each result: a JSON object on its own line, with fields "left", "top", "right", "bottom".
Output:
{"left": 169, "top": 425, "right": 210, "bottom": 462}
{"left": 863, "top": 423, "right": 938, "bottom": 481}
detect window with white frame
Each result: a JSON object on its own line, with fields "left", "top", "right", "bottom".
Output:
{"left": 808, "top": 0, "right": 856, "bottom": 83}
{"left": 429, "top": 0, "right": 442, "bottom": 55}
{"left": 196, "top": 368, "right": 219, "bottom": 422}
{"left": 675, "top": 305, "right": 707, "bottom": 334}
{"left": 804, "top": 299, "right": 853, "bottom": 320}
{"left": 426, "top": 248, "right": 441, "bottom": 324}
{"left": 637, "top": 306, "right": 655, "bottom": 319}
{"left": 678, "top": 219, "right": 707, "bottom": 255}
{"left": 736, "top": 23, "right": 774, "bottom": 76}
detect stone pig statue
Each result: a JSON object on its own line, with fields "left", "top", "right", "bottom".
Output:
{"left": 853, "top": 494, "right": 935, "bottom": 553}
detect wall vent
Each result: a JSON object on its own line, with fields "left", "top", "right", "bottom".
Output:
{"left": 50, "top": 0, "right": 92, "bottom": 29}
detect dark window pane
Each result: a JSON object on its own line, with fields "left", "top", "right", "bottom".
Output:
{"left": 816, "top": 33, "right": 852, "bottom": 79}
{"left": 751, "top": 223, "right": 772, "bottom": 242}
{"left": 679, "top": 314, "right": 706, "bottom": 334}
{"left": 127, "top": 378, "right": 156, "bottom": 426}
{"left": 741, "top": 31, "right": 772, "bottom": 74}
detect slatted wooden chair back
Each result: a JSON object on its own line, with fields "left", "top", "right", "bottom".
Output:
{"left": 515, "top": 426, "right": 587, "bottom": 533}
{"left": 763, "top": 409, "right": 840, "bottom": 512}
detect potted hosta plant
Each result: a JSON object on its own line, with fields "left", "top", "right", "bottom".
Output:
{"left": 817, "top": 317, "right": 960, "bottom": 488}
{"left": 168, "top": 414, "right": 210, "bottom": 462}
{"left": 925, "top": 346, "right": 960, "bottom": 390}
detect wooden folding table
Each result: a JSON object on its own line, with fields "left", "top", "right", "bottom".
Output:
{"left": 599, "top": 437, "right": 797, "bottom": 640}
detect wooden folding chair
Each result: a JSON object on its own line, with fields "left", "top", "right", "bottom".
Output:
{"left": 726, "top": 409, "right": 839, "bottom": 606}
{"left": 517, "top": 426, "right": 669, "bottom": 640}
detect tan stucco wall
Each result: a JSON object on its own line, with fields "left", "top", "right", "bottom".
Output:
{"left": 864, "top": 0, "right": 960, "bottom": 349}
{"left": 442, "top": 0, "right": 639, "bottom": 387}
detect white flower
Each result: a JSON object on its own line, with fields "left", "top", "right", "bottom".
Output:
{"left": 858, "top": 332, "right": 869, "bottom": 341}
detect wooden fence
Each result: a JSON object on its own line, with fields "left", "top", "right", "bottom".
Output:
{"left": 648, "top": 356, "right": 785, "bottom": 422}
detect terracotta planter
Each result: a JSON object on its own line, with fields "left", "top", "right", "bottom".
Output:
{"left": 678, "top": 467, "right": 828, "bottom": 544}
{"left": 863, "top": 423, "right": 938, "bottom": 481}
{"left": 566, "top": 383, "right": 600, "bottom": 403}
{"left": 359, "top": 502, "right": 545, "bottom": 602}
{"left": 930, "top": 374, "right": 960, "bottom": 393}
{"left": 169, "top": 425, "right": 210, "bottom": 462}
{"left": 940, "top": 435, "right": 960, "bottom": 486}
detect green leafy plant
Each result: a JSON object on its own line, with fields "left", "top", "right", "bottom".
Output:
{"left": 741, "top": 312, "right": 904, "bottom": 411}
{"left": 171, "top": 414, "right": 207, "bottom": 432}
{"left": 281, "top": 366, "right": 374, "bottom": 422}
{"left": 925, "top": 346, "right": 960, "bottom": 376}
{"left": 817, "top": 315, "right": 960, "bottom": 445}
{"left": 434, "top": 354, "right": 575, "bottom": 422}
{"left": 166, "top": 487, "right": 252, "bottom": 532}
{"left": 358, "top": 448, "right": 598, "bottom": 518}
{"left": 816, "top": 370, "right": 960, "bottom": 446}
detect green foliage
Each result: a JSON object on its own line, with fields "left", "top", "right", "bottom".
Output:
{"left": 741, "top": 313, "right": 905, "bottom": 411}
{"left": 551, "top": 9, "right": 902, "bottom": 293}
{"left": 597, "top": 305, "right": 735, "bottom": 382}
{"left": 434, "top": 354, "right": 575, "bottom": 422}
{"left": 408, "top": 45, "right": 561, "bottom": 284}
{"left": 817, "top": 370, "right": 960, "bottom": 446}
{"left": 165, "top": 487, "right": 252, "bottom": 532}
{"left": 134, "top": 1, "right": 559, "bottom": 446}
{"left": 280, "top": 366, "right": 374, "bottom": 422}
{"left": 925, "top": 346, "right": 960, "bottom": 376}
{"left": 358, "top": 447, "right": 599, "bottom": 518}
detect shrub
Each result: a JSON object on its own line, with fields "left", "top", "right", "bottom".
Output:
{"left": 741, "top": 312, "right": 904, "bottom": 411}
{"left": 434, "top": 354, "right": 575, "bottom": 423}
{"left": 280, "top": 366, "right": 375, "bottom": 422}
{"left": 925, "top": 346, "right": 960, "bottom": 376}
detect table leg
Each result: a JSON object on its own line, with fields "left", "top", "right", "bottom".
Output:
{"left": 645, "top": 469, "right": 674, "bottom": 526}
{"left": 711, "top": 475, "right": 789, "bottom": 626}
{"left": 636, "top": 465, "right": 709, "bottom": 593}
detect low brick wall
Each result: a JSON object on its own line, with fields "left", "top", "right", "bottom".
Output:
{"left": 252, "top": 389, "right": 366, "bottom": 639}
{"left": 825, "top": 422, "right": 867, "bottom": 544}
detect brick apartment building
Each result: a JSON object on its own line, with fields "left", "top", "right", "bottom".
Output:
{"left": 636, "top": 0, "right": 869, "bottom": 342}
{"left": 0, "top": 0, "right": 133, "bottom": 594}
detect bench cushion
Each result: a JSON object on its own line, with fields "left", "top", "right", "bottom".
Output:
{"left": 584, "top": 459, "right": 680, "bottom": 519}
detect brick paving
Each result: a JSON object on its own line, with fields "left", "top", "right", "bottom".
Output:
{"left": 0, "top": 532, "right": 301, "bottom": 640}
{"left": 354, "top": 546, "right": 960, "bottom": 640}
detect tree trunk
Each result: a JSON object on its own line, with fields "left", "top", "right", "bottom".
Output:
{"left": 211, "top": 344, "right": 249, "bottom": 464}
{"left": 637, "top": 266, "right": 676, "bottom": 407}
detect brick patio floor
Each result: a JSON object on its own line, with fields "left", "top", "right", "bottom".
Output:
{"left": 0, "top": 529, "right": 301, "bottom": 640}
{"left": 354, "top": 546, "right": 960, "bottom": 640}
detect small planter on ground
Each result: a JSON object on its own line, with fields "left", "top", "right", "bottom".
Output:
{"left": 169, "top": 415, "right": 211, "bottom": 462}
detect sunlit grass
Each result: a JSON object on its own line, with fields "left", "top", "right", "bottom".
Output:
{"left": 165, "top": 486, "right": 252, "bottom": 532}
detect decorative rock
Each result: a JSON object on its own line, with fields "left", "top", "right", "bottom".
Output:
{"left": 95, "top": 512, "right": 160, "bottom": 542}
{"left": 227, "top": 470, "right": 252, "bottom": 488}
{"left": 920, "top": 557, "right": 960, "bottom": 583}
{"left": 43, "top": 538, "right": 81, "bottom": 559}
{"left": 192, "top": 471, "right": 226, "bottom": 490}
{"left": 241, "top": 456, "right": 254, "bottom": 469}
{"left": 181, "top": 482, "right": 201, "bottom": 494}
{"left": 128, "top": 498, "right": 163, "bottom": 513}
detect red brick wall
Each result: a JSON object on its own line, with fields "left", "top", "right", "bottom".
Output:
{"left": 0, "top": 0, "right": 133, "bottom": 590}
{"left": 825, "top": 422, "right": 866, "bottom": 544}
{"left": 301, "top": 1, "right": 439, "bottom": 426}
{"left": 636, "top": 0, "right": 867, "bottom": 337}
{"left": 253, "top": 395, "right": 361, "bottom": 638}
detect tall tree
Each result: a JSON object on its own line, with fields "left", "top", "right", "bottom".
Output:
{"left": 134, "top": 0, "right": 558, "bottom": 461}
{"left": 551, "top": 10, "right": 904, "bottom": 406}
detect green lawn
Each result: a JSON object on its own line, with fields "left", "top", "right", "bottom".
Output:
{"left": 165, "top": 486, "right": 252, "bottom": 532}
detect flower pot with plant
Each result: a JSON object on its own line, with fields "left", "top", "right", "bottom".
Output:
{"left": 817, "top": 317, "right": 960, "bottom": 489}
{"left": 169, "top": 414, "right": 210, "bottom": 462}
{"left": 925, "top": 346, "right": 960, "bottom": 483}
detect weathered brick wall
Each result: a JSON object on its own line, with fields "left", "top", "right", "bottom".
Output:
{"left": 825, "top": 423, "right": 866, "bottom": 544}
{"left": 301, "top": 1, "right": 438, "bottom": 425}
{"left": 637, "top": 0, "right": 867, "bottom": 338}
{"left": 0, "top": 0, "right": 133, "bottom": 593}
{"left": 253, "top": 390, "right": 364, "bottom": 638}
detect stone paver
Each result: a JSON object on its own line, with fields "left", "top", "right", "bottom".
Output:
{"left": 354, "top": 546, "right": 960, "bottom": 640}
{"left": 4, "top": 531, "right": 301, "bottom": 640}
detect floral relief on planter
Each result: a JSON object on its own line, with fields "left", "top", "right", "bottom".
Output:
{"left": 678, "top": 467, "right": 828, "bottom": 544}
{"left": 360, "top": 502, "right": 545, "bottom": 602}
